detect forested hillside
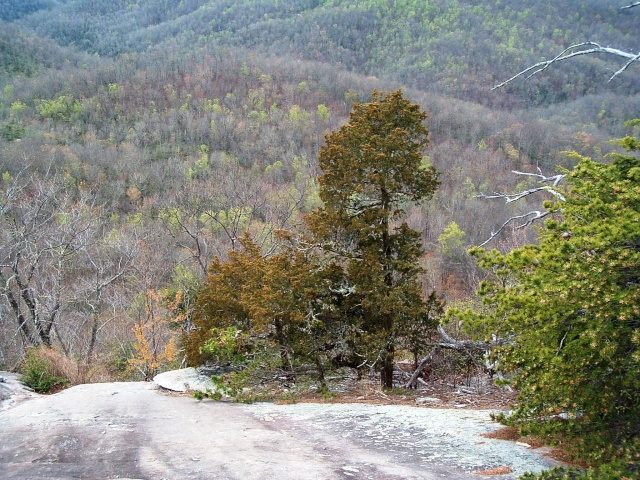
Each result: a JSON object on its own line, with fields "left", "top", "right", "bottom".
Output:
{"left": 0, "top": 0, "right": 635, "bottom": 371}
{"left": 1, "top": 1, "right": 638, "bottom": 477}
{"left": 0, "top": 0, "right": 58, "bottom": 21}
{"left": 9, "top": 0, "right": 640, "bottom": 109}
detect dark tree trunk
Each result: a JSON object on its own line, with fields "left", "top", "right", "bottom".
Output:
{"left": 5, "top": 287, "right": 39, "bottom": 347}
{"left": 87, "top": 313, "right": 99, "bottom": 361}
{"left": 380, "top": 342, "right": 394, "bottom": 389}
{"left": 314, "top": 354, "right": 327, "bottom": 391}
{"left": 274, "top": 317, "right": 292, "bottom": 371}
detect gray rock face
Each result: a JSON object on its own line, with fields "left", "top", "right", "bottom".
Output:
{"left": 0, "top": 383, "right": 11, "bottom": 402}
{"left": 0, "top": 372, "right": 38, "bottom": 410}
{"left": 153, "top": 367, "right": 216, "bottom": 393}
{"left": 0, "top": 372, "right": 561, "bottom": 479}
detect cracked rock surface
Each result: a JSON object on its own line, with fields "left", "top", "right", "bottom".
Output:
{"left": 245, "top": 402, "right": 561, "bottom": 479}
{"left": 0, "top": 372, "right": 560, "bottom": 479}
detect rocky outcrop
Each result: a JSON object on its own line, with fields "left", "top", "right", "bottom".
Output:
{"left": 152, "top": 367, "right": 216, "bottom": 393}
{"left": 0, "top": 372, "right": 38, "bottom": 410}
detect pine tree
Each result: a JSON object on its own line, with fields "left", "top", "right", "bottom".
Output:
{"left": 456, "top": 124, "right": 640, "bottom": 478}
{"left": 308, "top": 90, "right": 440, "bottom": 388}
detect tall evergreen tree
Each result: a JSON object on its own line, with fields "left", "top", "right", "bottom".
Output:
{"left": 308, "top": 90, "right": 440, "bottom": 388}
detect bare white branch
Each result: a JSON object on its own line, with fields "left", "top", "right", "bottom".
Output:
{"left": 476, "top": 170, "right": 567, "bottom": 246}
{"left": 512, "top": 170, "right": 566, "bottom": 187}
{"left": 476, "top": 170, "right": 566, "bottom": 204}
{"left": 477, "top": 210, "right": 550, "bottom": 247}
{"left": 477, "top": 185, "right": 565, "bottom": 204}
{"left": 493, "top": 42, "right": 640, "bottom": 89}
{"left": 610, "top": 51, "right": 640, "bottom": 80}
{"left": 621, "top": 2, "right": 640, "bottom": 10}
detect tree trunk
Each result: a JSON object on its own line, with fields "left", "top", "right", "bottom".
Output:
{"left": 274, "top": 317, "right": 292, "bottom": 371}
{"left": 380, "top": 342, "right": 394, "bottom": 389}
{"left": 379, "top": 185, "right": 395, "bottom": 390}
{"left": 86, "top": 312, "right": 99, "bottom": 361}
{"left": 3, "top": 282, "right": 40, "bottom": 347}
{"left": 314, "top": 354, "right": 327, "bottom": 392}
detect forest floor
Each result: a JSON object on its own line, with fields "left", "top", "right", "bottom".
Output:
{"left": 283, "top": 374, "right": 517, "bottom": 410}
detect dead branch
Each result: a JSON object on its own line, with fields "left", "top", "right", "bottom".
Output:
{"left": 493, "top": 42, "right": 640, "bottom": 89}
{"left": 435, "top": 325, "right": 490, "bottom": 353}
{"left": 511, "top": 170, "right": 566, "bottom": 188}
{"left": 476, "top": 186, "right": 564, "bottom": 204}
{"left": 476, "top": 169, "right": 565, "bottom": 246}
{"left": 477, "top": 210, "right": 550, "bottom": 247}
{"left": 404, "top": 349, "right": 438, "bottom": 389}
{"left": 476, "top": 170, "right": 566, "bottom": 204}
{"left": 403, "top": 325, "right": 496, "bottom": 388}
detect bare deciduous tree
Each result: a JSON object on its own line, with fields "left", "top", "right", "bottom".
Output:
{"left": 161, "top": 156, "right": 309, "bottom": 278}
{"left": 0, "top": 167, "right": 140, "bottom": 363}
{"left": 0, "top": 168, "right": 97, "bottom": 351}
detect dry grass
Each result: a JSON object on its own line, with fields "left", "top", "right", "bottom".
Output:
{"left": 481, "top": 425, "right": 586, "bottom": 470}
{"left": 545, "top": 447, "right": 588, "bottom": 469}
{"left": 482, "top": 426, "right": 547, "bottom": 449}
{"left": 524, "top": 437, "right": 546, "bottom": 449}
{"left": 30, "top": 347, "right": 115, "bottom": 387}
{"left": 482, "top": 426, "right": 521, "bottom": 441}
{"left": 474, "top": 466, "right": 513, "bottom": 475}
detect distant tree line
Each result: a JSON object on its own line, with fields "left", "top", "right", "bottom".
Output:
{"left": 7, "top": 0, "right": 640, "bottom": 108}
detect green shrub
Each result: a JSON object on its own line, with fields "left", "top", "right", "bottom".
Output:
{"left": 19, "top": 348, "right": 69, "bottom": 393}
{"left": 199, "top": 326, "right": 249, "bottom": 365}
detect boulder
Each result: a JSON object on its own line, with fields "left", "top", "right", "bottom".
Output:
{"left": 153, "top": 367, "right": 217, "bottom": 393}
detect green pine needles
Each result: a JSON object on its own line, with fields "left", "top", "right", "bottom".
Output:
{"left": 454, "top": 122, "right": 640, "bottom": 479}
